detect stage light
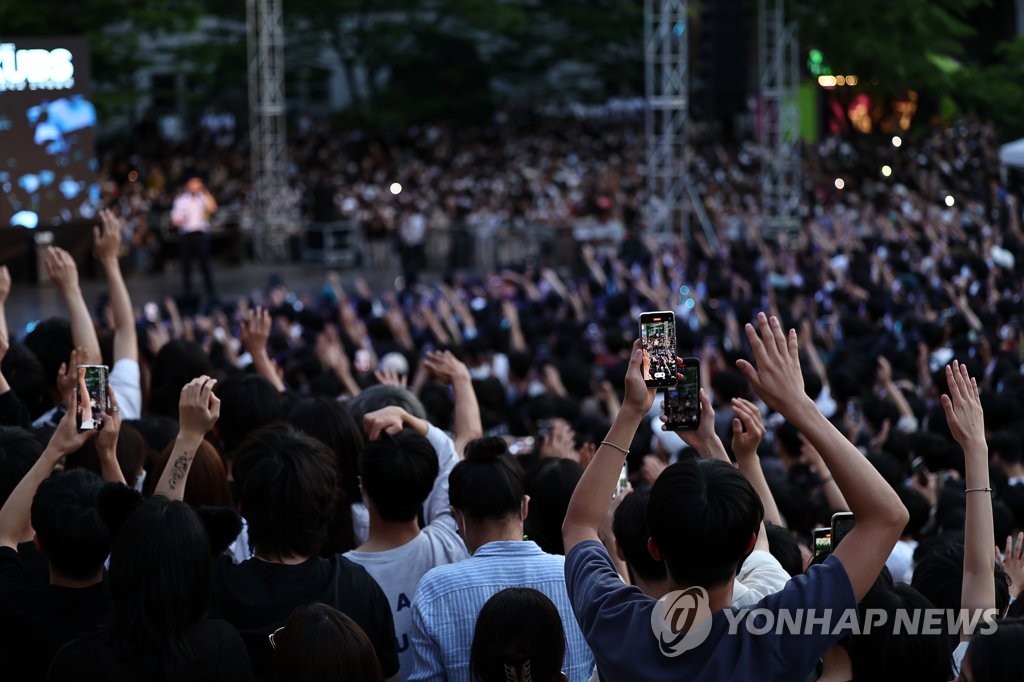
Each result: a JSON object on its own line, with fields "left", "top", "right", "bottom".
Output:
{"left": 881, "top": 165, "right": 892, "bottom": 177}
{"left": 847, "top": 75, "right": 858, "bottom": 86}
{"left": 817, "top": 75, "right": 837, "bottom": 88}
{"left": 945, "top": 195, "right": 955, "bottom": 207}
{"left": 891, "top": 136, "right": 902, "bottom": 148}
{"left": 834, "top": 178, "right": 845, "bottom": 190}
{"left": 836, "top": 75, "right": 846, "bottom": 86}
{"left": 389, "top": 182, "right": 402, "bottom": 195}
{"left": 128, "top": 170, "right": 138, "bottom": 182}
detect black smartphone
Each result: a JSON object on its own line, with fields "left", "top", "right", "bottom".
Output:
{"left": 76, "top": 364, "right": 109, "bottom": 431}
{"left": 663, "top": 358, "right": 701, "bottom": 430}
{"left": 830, "top": 512, "right": 855, "bottom": 551}
{"left": 639, "top": 310, "right": 677, "bottom": 388}
{"left": 911, "top": 456, "right": 928, "bottom": 486}
{"left": 812, "top": 527, "right": 832, "bottom": 557}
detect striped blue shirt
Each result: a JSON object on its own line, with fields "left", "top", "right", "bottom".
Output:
{"left": 409, "top": 540, "right": 595, "bottom": 682}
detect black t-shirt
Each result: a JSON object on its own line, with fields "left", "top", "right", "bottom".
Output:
{"left": 210, "top": 554, "right": 399, "bottom": 680}
{"left": 47, "top": 619, "right": 251, "bottom": 682}
{"left": 0, "top": 546, "right": 109, "bottom": 682}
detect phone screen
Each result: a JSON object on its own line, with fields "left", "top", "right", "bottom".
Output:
{"left": 813, "top": 528, "right": 832, "bottom": 557}
{"left": 831, "top": 512, "right": 855, "bottom": 551}
{"left": 640, "top": 311, "right": 677, "bottom": 387}
{"left": 664, "top": 360, "right": 700, "bottom": 429}
{"left": 76, "top": 364, "right": 108, "bottom": 431}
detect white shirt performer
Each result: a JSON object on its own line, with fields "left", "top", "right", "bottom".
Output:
{"left": 171, "top": 176, "right": 218, "bottom": 300}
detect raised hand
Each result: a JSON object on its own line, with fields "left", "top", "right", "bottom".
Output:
{"left": 240, "top": 307, "right": 273, "bottom": 355}
{"left": 96, "top": 386, "right": 122, "bottom": 458}
{"left": 48, "top": 384, "right": 96, "bottom": 455}
{"left": 735, "top": 313, "right": 805, "bottom": 413}
{"left": 44, "top": 247, "right": 80, "bottom": 294}
{"left": 93, "top": 208, "right": 123, "bottom": 263}
{"left": 996, "top": 532, "right": 1024, "bottom": 600}
{"left": 374, "top": 367, "right": 408, "bottom": 388}
{"left": 940, "top": 361, "right": 985, "bottom": 451}
{"left": 422, "top": 350, "right": 470, "bottom": 385}
{"left": 363, "top": 406, "right": 407, "bottom": 441}
{"left": 623, "top": 341, "right": 656, "bottom": 417}
{"left": 0, "top": 265, "right": 10, "bottom": 305}
{"left": 178, "top": 376, "right": 220, "bottom": 439}
{"left": 56, "top": 348, "right": 85, "bottom": 402}
{"left": 731, "top": 398, "right": 766, "bottom": 460}
{"left": 539, "top": 419, "right": 578, "bottom": 461}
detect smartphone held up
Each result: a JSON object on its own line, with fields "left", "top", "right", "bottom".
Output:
{"left": 639, "top": 311, "right": 677, "bottom": 388}
{"left": 76, "top": 364, "right": 109, "bottom": 431}
{"left": 663, "top": 358, "right": 701, "bottom": 430}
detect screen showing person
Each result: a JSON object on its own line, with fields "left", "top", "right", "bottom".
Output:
{"left": 76, "top": 364, "right": 108, "bottom": 431}
{"left": 639, "top": 311, "right": 677, "bottom": 387}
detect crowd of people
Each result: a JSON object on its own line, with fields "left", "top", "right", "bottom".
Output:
{"left": 0, "top": 112, "right": 1021, "bottom": 681}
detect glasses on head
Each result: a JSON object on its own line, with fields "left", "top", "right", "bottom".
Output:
{"left": 268, "top": 626, "right": 285, "bottom": 650}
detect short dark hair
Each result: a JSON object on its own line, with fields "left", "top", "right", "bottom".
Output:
{"left": 989, "top": 430, "right": 1023, "bottom": 465}
{"left": 647, "top": 458, "right": 764, "bottom": 587}
{"left": 449, "top": 438, "right": 525, "bottom": 521}
{"left": 612, "top": 489, "right": 667, "bottom": 584}
{"left": 109, "top": 497, "right": 211, "bottom": 670}
{"left": 215, "top": 374, "right": 284, "bottom": 455}
{"left": 232, "top": 425, "right": 338, "bottom": 558}
{"left": 524, "top": 458, "right": 583, "bottom": 556}
{"left": 848, "top": 580, "right": 954, "bottom": 681}
{"left": 0, "top": 427, "right": 42, "bottom": 506}
{"left": 2, "top": 342, "right": 46, "bottom": 417}
{"left": 148, "top": 341, "right": 214, "bottom": 418}
{"left": 896, "top": 485, "right": 930, "bottom": 539}
{"left": 22, "top": 317, "right": 72, "bottom": 392}
{"left": 272, "top": 603, "right": 384, "bottom": 682}
{"left": 470, "top": 588, "right": 565, "bottom": 682}
{"left": 962, "top": 617, "right": 1024, "bottom": 682}
{"left": 67, "top": 423, "right": 151, "bottom": 490}
{"left": 764, "top": 523, "right": 803, "bottom": 578}
{"left": 31, "top": 469, "right": 111, "bottom": 580}
{"left": 359, "top": 430, "right": 438, "bottom": 523}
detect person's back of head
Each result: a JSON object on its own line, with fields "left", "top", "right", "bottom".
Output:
{"left": 149, "top": 341, "right": 214, "bottom": 418}
{"left": 349, "top": 384, "right": 426, "bottom": 425}
{"left": 109, "top": 497, "right": 211, "bottom": 667}
{"left": 524, "top": 458, "right": 583, "bottom": 556}
{"left": 896, "top": 485, "right": 931, "bottom": 541}
{"left": 67, "top": 423, "right": 151, "bottom": 491}
{"left": 287, "top": 396, "right": 363, "bottom": 501}
{"left": 22, "top": 317, "right": 72, "bottom": 399}
{"left": 847, "top": 579, "right": 953, "bottom": 682}
{"left": 989, "top": 430, "right": 1022, "bottom": 466}
{"left": 470, "top": 587, "right": 567, "bottom": 682}
{"left": 0, "top": 426, "right": 42, "bottom": 506}
{"left": 612, "top": 489, "right": 667, "bottom": 587}
{"left": 963, "top": 618, "right": 1024, "bottom": 682}
{"left": 2, "top": 342, "right": 47, "bottom": 418}
{"left": 232, "top": 424, "right": 338, "bottom": 559}
{"left": 647, "top": 458, "right": 764, "bottom": 588}
{"left": 764, "top": 523, "right": 804, "bottom": 578}
{"left": 271, "top": 603, "right": 384, "bottom": 682}
{"left": 31, "top": 468, "right": 111, "bottom": 581}
{"left": 449, "top": 437, "right": 525, "bottom": 522}
{"left": 912, "top": 541, "right": 1011, "bottom": 638}
{"left": 145, "top": 439, "right": 232, "bottom": 508}
{"left": 359, "top": 430, "right": 438, "bottom": 523}
{"left": 214, "top": 373, "right": 283, "bottom": 454}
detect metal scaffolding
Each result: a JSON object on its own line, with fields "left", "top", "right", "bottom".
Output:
{"left": 247, "top": 0, "right": 291, "bottom": 261}
{"left": 644, "top": 0, "right": 717, "bottom": 248}
{"left": 757, "top": 0, "right": 801, "bottom": 242}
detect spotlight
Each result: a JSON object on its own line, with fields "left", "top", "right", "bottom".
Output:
{"left": 891, "top": 136, "right": 902, "bottom": 148}
{"left": 389, "top": 182, "right": 403, "bottom": 195}
{"left": 944, "top": 195, "right": 955, "bottom": 207}
{"left": 881, "top": 165, "right": 892, "bottom": 177}
{"left": 834, "top": 178, "right": 845, "bottom": 190}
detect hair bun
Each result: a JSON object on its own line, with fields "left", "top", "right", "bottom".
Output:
{"left": 464, "top": 437, "right": 509, "bottom": 463}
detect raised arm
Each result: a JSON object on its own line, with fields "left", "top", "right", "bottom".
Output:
{"left": 736, "top": 313, "right": 907, "bottom": 600}
{"left": 95, "top": 387, "right": 127, "bottom": 485}
{"left": 661, "top": 387, "right": 730, "bottom": 462}
{"left": 731, "top": 398, "right": 782, "bottom": 527}
{"left": 0, "top": 388, "right": 95, "bottom": 549}
{"left": 45, "top": 247, "right": 102, "bottom": 365}
{"left": 563, "top": 341, "right": 654, "bottom": 552}
{"left": 421, "top": 350, "right": 481, "bottom": 455}
{"left": 942, "top": 361, "right": 994, "bottom": 640}
{"left": 153, "top": 376, "right": 221, "bottom": 501}
{"left": 239, "top": 307, "right": 286, "bottom": 393}
{"left": 94, "top": 209, "right": 137, "bottom": 363}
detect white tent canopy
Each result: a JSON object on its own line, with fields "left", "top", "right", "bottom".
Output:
{"left": 1001, "top": 138, "right": 1024, "bottom": 169}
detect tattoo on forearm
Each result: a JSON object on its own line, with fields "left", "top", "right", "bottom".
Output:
{"left": 168, "top": 452, "right": 190, "bottom": 490}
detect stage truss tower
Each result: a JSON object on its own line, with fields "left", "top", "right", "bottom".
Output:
{"left": 757, "top": 0, "right": 801, "bottom": 242}
{"left": 247, "top": 0, "right": 291, "bottom": 261}
{"left": 644, "top": 0, "right": 717, "bottom": 249}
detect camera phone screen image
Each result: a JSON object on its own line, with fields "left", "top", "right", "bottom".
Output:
{"left": 76, "top": 364, "right": 107, "bottom": 430}
{"left": 664, "top": 364, "right": 700, "bottom": 429}
{"left": 813, "top": 528, "right": 832, "bottom": 556}
{"left": 640, "top": 312, "right": 676, "bottom": 386}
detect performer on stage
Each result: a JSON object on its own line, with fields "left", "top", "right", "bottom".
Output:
{"left": 170, "top": 176, "right": 218, "bottom": 303}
